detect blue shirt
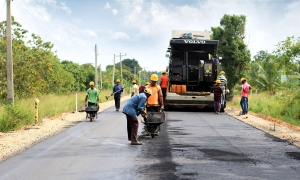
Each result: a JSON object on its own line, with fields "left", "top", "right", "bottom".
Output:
{"left": 122, "top": 93, "right": 147, "bottom": 118}
{"left": 113, "top": 85, "right": 123, "bottom": 98}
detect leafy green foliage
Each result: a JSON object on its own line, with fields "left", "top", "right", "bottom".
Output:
{"left": 247, "top": 51, "right": 281, "bottom": 94}
{"left": 211, "top": 14, "right": 251, "bottom": 99}
{"left": 0, "top": 103, "right": 33, "bottom": 132}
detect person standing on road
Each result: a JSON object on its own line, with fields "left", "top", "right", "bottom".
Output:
{"left": 219, "top": 71, "right": 228, "bottom": 106}
{"left": 240, "top": 78, "right": 251, "bottom": 115}
{"left": 160, "top": 70, "right": 169, "bottom": 103}
{"left": 131, "top": 80, "right": 139, "bottom": 97}
{"left": 146, "top": 74, "right": 164, "bottom": 112}
{"left": 122, "top": 88, "right": 152, "bottom": 145}
{"left": 211, "top": 80, "right": 224, "bottom": 114}
{"left": 85, "top": 81, "right": 100, "bottom": 108}
{"left": 112, "top": 79, "right": 124, "bottom": 111}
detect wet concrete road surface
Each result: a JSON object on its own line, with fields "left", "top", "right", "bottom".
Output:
{"left": 1, "top": 106, "right": 300, "bottom": 180}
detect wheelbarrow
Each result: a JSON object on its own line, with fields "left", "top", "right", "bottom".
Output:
{"left": 85, "top": 105, "right": 99, "bottom": 122}
{"left": 141, "top": 111, "right": 166, "bottom": 138}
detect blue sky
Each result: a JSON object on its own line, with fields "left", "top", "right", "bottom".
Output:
{"left": 0, "top": 0, "right": 299, "bottom": 71}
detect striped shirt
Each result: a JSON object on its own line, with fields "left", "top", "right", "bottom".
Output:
{"left": 219, "top": 75, "right": 227, "bottom": 87}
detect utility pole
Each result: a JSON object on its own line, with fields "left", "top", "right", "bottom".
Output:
{"left": 112, "top": 54, "right": 115, "bottom": 85}
{"left": 99, "top": 64, "right": 102, "bottom": 89}
{"left": 6, "top": 0, "right": 14, "bottom": 104}
{"left": 139, "top": 71, "right": 141, "bottom": 85}
{"left": 94, "top": 44, "right": 98, "bottom": 89}
{"left": 115, "top": 53, "right": 126, "bottom": 86}
{"left": 134, "top": 66, "right": 136, "bottom": 80}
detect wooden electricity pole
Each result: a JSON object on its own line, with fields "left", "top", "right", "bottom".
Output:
{"left": 94, "top": 44, "right": 98, "bottom": 89}
{"left": 6, "top": 0, "right": 14, "bottom": 104}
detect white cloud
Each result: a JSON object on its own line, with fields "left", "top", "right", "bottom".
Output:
{"left": 112, "top": 9, "right": 118, "bottom": 15}
{"left": 111, "top": 31, "right": 130, "bottom": 40}
{"left": 104, "top": 2, "right": 111, "bottom": 9}
{"left": 60, "top": 2, "right": 71, "bottom": 15}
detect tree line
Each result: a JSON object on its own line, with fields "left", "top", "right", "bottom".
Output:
{"left": 1, "top": 15, "right": 299, "bottom": 104}
{"left": 0, "top": 18, "right": 154, "bottom": 103}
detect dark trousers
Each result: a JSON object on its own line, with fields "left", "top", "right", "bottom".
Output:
{"left": 214, "top": 99, "right": 221, "bottom": 112}
{"left": 126, "top": 114, "right": 139, "bottom": 142}
{"left": 114, "top": 96, "right": 120, "bottom": 110}
{"left": 161, "top": 88, "right": 167, "bottom": 102}
{"left": 240, "top": 97, "right": 248, "bottom": 114}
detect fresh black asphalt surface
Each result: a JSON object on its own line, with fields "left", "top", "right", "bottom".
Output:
{"left": 1, "top": 102, "right": 300, "bottom": 180}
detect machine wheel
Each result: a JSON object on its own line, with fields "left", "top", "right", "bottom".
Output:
{"left": 151, "top": 134, "right": 155, "bottom": 138}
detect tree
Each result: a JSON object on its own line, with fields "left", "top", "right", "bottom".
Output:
{"left": 248, "top": 52, "right": 281, "bottom": 94}
{"left": 122, "top": 58, "right": 142, "bottom": 74}
{"left": 273, "top": 36, "right": 300, "bottom": 75}
{"left": 211, "top": 14, "right": 251, "bottom": 99}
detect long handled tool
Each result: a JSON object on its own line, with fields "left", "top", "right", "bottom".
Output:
{"left": 105, "top": 87, "right": 125, "bottom": 100}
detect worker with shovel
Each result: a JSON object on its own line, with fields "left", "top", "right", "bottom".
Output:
{"left": 112, "top": 79, "right": 124, "bottom": 111}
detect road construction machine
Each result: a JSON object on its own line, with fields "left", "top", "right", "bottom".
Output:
{"left": 164, "top": 30, "right": 224, "bottom": 111}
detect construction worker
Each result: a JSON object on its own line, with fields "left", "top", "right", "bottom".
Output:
{"left": 211, "top": 80, "right": 224, "bottom": 114}
{"left": 139, "top": 82, "right": 149, "bottom": 93}
{"left": 160, "top": 70, "right": 169, "bottom": 103}
{"left": 146, "top": 74, "right": 164, "bottom": 112}
{"left": 131, "top": 80, "right": 139, "bottom": 97}
{"left": 85, "top": 81, "right": 100, "bottom": 108}
{"left": 122, "top": 88, "right": 152, "bottom": 145}
{"left": 112, "top": 79, "right": 124, "bottom": 111}
{"left": 218, "top": 71, "right": 228, "bottom": 106}
{"left": 240, "top": 78, "right": 251, "bottom": 115}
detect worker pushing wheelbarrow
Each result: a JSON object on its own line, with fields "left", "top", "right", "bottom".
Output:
{"left": 141, "top": 111, "right": 166, "bottom": 138}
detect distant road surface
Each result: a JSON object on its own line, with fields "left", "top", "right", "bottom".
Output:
{"left": 1, "top": 103, "right": 300, "bottom": 180}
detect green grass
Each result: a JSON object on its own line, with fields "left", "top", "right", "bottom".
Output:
{"left": 228, "top": 91, "right": 300, "bottom": 126}
{"left": 0, "top": 89, "right": 119, "bottom": 132}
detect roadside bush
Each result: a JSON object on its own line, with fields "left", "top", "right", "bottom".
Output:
{"left": 228, "top": 88, "right": 300, "bottom": 126}
{"left": 0, "top": 103, "right": 33, "bottom": 132}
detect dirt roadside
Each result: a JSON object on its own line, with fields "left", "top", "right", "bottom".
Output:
{"left": 1, "top": 97, "right": 300, "bottom": 162}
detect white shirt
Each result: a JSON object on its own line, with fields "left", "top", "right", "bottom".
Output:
{"left": 131, "top": 84, "right": 139, "bottom": 95}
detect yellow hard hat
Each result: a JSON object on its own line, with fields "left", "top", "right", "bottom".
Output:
{"left": 162, "top": 70, "right": 166, "bottom": 74}
{"left": 116, "top": 79, "right": 120, "bottom": 83}
{"left": 215, "top": 80, "right": 221, "bottom": 84}
{"left": 220, "top": 71, "right": 225, "bottom": 75}
{"left": 240, "top": 78, "right": 246, "bottom": 82}
{"left": 145, "top": 82, "right": 150, "bottom": 85}
{"left": 150, "top": 74, "right": 158, "bottom": 81}
{"left": 144, "top": 88, "right": 152, "bottom": 95}
{"left": 89, "top": 81, "right": 94, "bottom": 85}
{"left": 132, "top": 80, "right": 136, "bottom": 84}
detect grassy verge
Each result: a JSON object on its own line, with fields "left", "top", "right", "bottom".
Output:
{"left": 0, "top": 89, "right": 117, "bottom": 132}
{"left": 228, "top": 90, "right": 300, "bottom": 126}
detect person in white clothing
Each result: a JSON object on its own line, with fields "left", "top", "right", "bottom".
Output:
{"left": 131, "top": 80, "right": 139, "bottom": 97}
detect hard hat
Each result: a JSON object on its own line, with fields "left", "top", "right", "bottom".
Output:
{"left": 215, "top": 80, "right": 221, "bottom": 84}
{"left": 220, "top": 71, "right": 225, "bottom": 75}
{"left": 89, "top": 81, "right": 94, "bottom": 86}
{"left": 162, "top": 70, "right": 166, "bottom": 74}
{"left": 132, "top": 80, "right": 136, "bottom": 84}
{"left": 145, "top": 82, "right": 150, "bottom": 85}
{"left": 240, "top": 78, "right": 246, "bottom": 82}
{"left": 150, "top": 74, "right": 158, "bottom": 81}
{"left": 144, "top": 88, "right": 152, "bottom": 95}
{"left": 116, "top": 79, "right": 120, "bottom": 83}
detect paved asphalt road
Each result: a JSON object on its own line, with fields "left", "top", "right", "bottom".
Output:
{"left": 1, "top": 102, "right": 300, "bottom": 180}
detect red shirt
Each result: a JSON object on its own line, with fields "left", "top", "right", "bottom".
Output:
{"left": 160, "top": 75, "right": 169, "bottom": 88}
